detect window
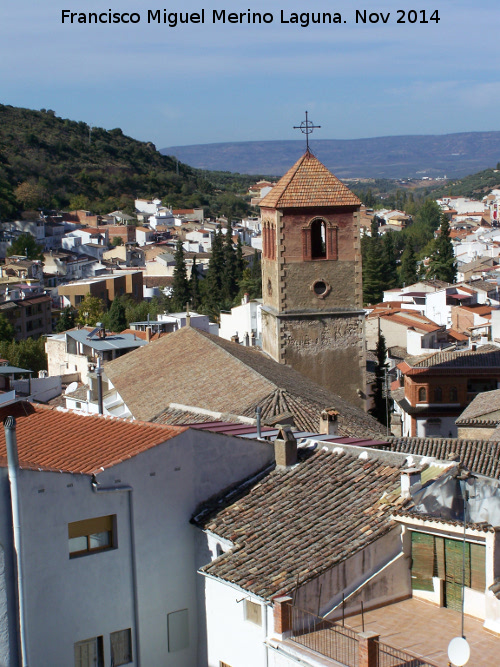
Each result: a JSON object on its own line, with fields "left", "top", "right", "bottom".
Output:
{"left": 418, "top": 387, "right": 427, "bottom": 402}
{"left": 434, "top": 386, "right": 442, "bottom": 402}
{"left": 244, "top": 599, "right": 262, "bottom": 626}
{"left": 68, "top": 515, "right": 115, "bottom": 557}
{"left": 449, "top": 386, "right": 458, "bottom": 402}
{"left": 167, "top": 609, "right": 189, "bottom": 652}
{"left": 302, "top": 219, "right": 338, "bottom": 261}
{"left": 311, "top": 219, "right": 326, "bottom": 258}
{"left": 110, "top": 629, "right": 132, "bottom": 665}
{"left": 74, "top": 636, "right": 104, "bottom": 667}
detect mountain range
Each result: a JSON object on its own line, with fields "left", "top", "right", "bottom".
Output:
{"left": 161, "top": 132, "right": 500, "bottom": 179}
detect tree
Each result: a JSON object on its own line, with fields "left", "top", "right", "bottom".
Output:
{"left": 426, "top": 215, "right": 456, "bottom": 283}
{"left": 0, "top": 337, "right": 47, "bottom": 374}
{"left": 382, "top": 232, "right": 398, "bottom": 289}
{"left": 222, "top": 223, "right": 238, "bottom": 305}
{"left": 369, "top": 331, "right": 391, "bottom": 427}
{"left": 415, "top": 199, "right": 442, "bottom": 232}
{"left": 7, "top": 233, "right": 44, "bottom": 260}
{"left": 189, "top": 256, "right": 202, "bottom": 310}
{"left": 76, "top": 295, "right": 106, "bottom": 327}
{"left": 14, "top": 181, "right": 50, "bottom": 210}
{"left": 202, "top": 227, "right": 224, "bottom": 318}
{"left": 362, "top": 235, "right": 385, "bottom": 305}
{"left": 400, "top": 243, "right": 418, "bottom": 286}
{"left": 107, "top": 298, "right": 127, "bottom": 332}
{"left": 235, "top": 235, "right": 245, "bottom": 283}
{"left": 0, "top": 314, "right": 15, "bottom": 342}
{"left": 55, "top": 306, "right": 76, "bottom": 333}
{"left": 171, "top": 240, "right": 190, "bottom": 311}
{"left": 111, "top": 236, "right": 124, "bottom": 247}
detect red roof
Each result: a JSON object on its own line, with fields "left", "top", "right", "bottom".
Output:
{"left": 259, "top": 150, "right": 360, "bottom": 209}
{"left": 0, "top": 403, "right": 186, "bottom": 475}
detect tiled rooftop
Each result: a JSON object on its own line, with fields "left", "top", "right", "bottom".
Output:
{"left": 387, "top": 436, "right": 500, "bottom": 479}
{"left": 408, "top": 345, "right": 500, "bottom": 368}
{"left": 105, "top": 326, "right": 385, "bottom": 438}
{"left": 455, "top": 388, "right": 500, "bottom": 424}
{"left": 259, "top": 151, "right": 361, "bottom": 209}
{"left": 194, "top": 449, "right": 405, "bottom": 600}
{"left": 0, "top": 402, "right": 185, "bottom": 475}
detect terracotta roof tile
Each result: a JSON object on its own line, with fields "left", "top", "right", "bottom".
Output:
{"left": 259, "top": 151, "right": 361, "bottom": 209}
{"left": 193, "top": 449, "right": 403, "bottom": 599}
{"left": 105, "top": 327, "right": 385, "bottom": 438}
{"left": 0, "top": 402, "right": 186, "bottom": 475}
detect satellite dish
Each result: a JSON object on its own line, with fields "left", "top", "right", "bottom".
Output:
{"left": 65, "top": 382, "right": 78, "bottom": 395}
{"left": 448, "top": 637, "right": 470, "bottom": 666}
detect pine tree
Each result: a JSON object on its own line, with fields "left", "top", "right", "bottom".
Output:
{"left": 369, "top": 331, "right": 390, "bottom": 427}
{"left": 426, "top": 215, "right": 456, "bottom": 283}
{"left": 107, "top": 298, "right": 127, "bottom": 332}
{"left": 222, "top": 223, "right": 238, "bottom": 305}
{"left": 382, "top": 232, "right": 398, "bottom": 289}
{"left": 189, "top": 256, "right": 202, "bottom": 310}
{"left": 400, "top": 242, "right": 418, "bottom": 286}
{"left": 362, "top": 236, "right": 385, "bottom": 305}
{"left": 0, "top": 314, "right": 15, "bottom": 341}
{"left": 202, "top": 227, "right": 224, "bottom": 318}
{"left": 235, "top": 235, "right": 244, "bottom": 283}
{"left": 171, "top": 240, "right": 190, "bottom": 311}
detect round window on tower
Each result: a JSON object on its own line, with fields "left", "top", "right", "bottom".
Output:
{"left": 311, "top": 280, "right": 331, "bottom": 299}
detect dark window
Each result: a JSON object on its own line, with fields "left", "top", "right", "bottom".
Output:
{"left": 311, "top": 219, "right": 326, "bottom": 259}
{"left": 434, "top": 386, "right": 442, "bottom": 402}
{"left": 449, "top": 386, "right": 458, "bottom": 402}
{"left": 467, "top": 379, "right": 497, "bottom": 394}
{"left": 69, "top": 515, "right": 115, "bottom": 557}
{"left": 74, "top": 636, "right": 104, "bottom": 667}
{"left": 418, "top": 387, "right": 427, "bottom": 402}
{"left": 110, "top": 629, "right": 132, "bottom": 666}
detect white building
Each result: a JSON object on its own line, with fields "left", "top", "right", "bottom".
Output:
{"left": 0, "top": 403, "right": 273, "bottom": 667}
{"left": 219, "top": 296, "right": 262, "bottom": 347}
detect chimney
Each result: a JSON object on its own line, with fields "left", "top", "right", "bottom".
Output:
{"left": 320, "top": 408, "right": 339, "bottom": 436}
{"left": 401, "top": 467, "right": 421, "bottom": 499}
{"left": 274, "top": 425, "right": 297, "bottom": 468}
{"left": 146, "top": 326, "right": 152, "bottom": 343}
{"left": 242, "top": 292, "right": 250, "bottom": 305}
{"left": 244, "top": 332, "right": 249, "bottom": 346}
{"left": 231, "top": 334, "right": 239, "bottom": 344}
{"left": 250, "top": 331, "right": 256, "bottom": 347}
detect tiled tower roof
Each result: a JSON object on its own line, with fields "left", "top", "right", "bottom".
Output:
{"left": 259, "top": 150, "right": 361, "bottom": 209}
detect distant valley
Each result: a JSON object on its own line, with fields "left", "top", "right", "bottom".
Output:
{"left": 161, "top": 132, "right": 500, "bottom": 179}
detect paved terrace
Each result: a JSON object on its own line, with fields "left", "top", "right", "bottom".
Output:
{"left": 346, "top": 598, "right": 499, "bottom": 667}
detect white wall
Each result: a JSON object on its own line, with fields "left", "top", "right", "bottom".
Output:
{"left": 1, "top": 428, "right": 274, "bottom": 666}
{"left": 204, "top": 577, "right": 268, "bottom": 667}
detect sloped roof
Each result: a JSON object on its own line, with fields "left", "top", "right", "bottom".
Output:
{"left": 104, "top": 326, "right": 385, "bottom": 437}
{"left": 259, "top": 150, "right": 361, "bottom": 209}
{"left": 193, "top": 449, "right": 404, "bottom": 599}
{"left": 0, "top": 402, "right": 185, "bottom": 475}
{"left": 387, "top": 436, "right": 500, "bottom": 479}
{"left": 409, "top": 346, "right": 500, "bottom": 369}
{"left": 456, "top": 389, "right": 500, "bottom": 424}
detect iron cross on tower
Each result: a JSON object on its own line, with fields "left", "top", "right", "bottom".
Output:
{"left": 293, "top": 111, "right": 321, "bottom": 151}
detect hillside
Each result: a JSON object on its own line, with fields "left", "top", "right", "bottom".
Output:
{"left": 429, "top": 166, "right": 500, "bottom": 199}
{"left": 161, "top": 132, "right": 500, "bottom": 179}
{"left": 0, "top": 104, "right": 214, "bottom": 217}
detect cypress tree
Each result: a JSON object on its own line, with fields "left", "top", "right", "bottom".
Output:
{"left": 222, "top": 223, "right": 238, "bottom": 304}
{"left": 362, "top": 236, "right": 385, "bottom": 305}
{"left": 202, "top": 226, "right": 224, "bottom": 318}
{"left": 189, "top": 256, "right": 202, "bottom": 310}
{"left": 235, "top": 235, "right": 245, "bottom": 283}
{"left": 400, "top": 242, "right": 418, "bottom": 286}
{"left": 382, "top": 232, "right": 398, "bottom": 289}
{"left": 107, "top": 298, "right": 127, "bottom": 332}
{"left": 171, "top": 239, "right": 190, "bottom": 311}
{"left": 369, "top": 331, "right": 391, "bottom": 427}
{"left": 426, "top": 215, "right": 456, "bottom": 283}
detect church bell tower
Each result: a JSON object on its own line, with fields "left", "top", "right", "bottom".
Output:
{"left": 259, "top": 144, "right": 366, "bottom": 407}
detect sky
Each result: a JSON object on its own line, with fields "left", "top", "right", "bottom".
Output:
{"left": 1, "top": 0, "right": 500, "bottom": 149}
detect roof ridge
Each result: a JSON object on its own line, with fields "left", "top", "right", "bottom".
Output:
{"left": 193, "top": 327, "right": 278, "bottom": 392}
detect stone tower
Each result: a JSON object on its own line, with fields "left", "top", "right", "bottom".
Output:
{"left": 259, "top": 149, "right": 366, "bottom": 407}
